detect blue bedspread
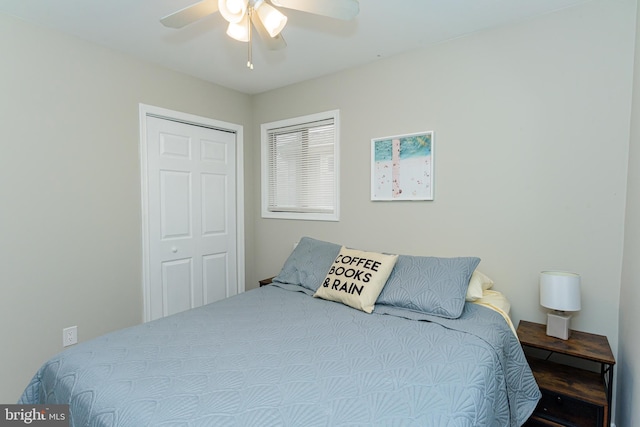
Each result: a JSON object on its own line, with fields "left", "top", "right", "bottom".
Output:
{"left": 20, "top": 284, "right": 540, "bottom": 426}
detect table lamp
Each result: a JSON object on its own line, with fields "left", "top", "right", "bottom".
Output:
{"left": 539, "top": 271, "right": 581, "bottom": 340}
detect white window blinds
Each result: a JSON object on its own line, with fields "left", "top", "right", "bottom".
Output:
{"left": 261, "top": 110, "right": 339, "bottom": 221}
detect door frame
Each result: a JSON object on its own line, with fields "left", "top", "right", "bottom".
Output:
{"left": 139, "top": 103, "right": 245, "bottom": 322}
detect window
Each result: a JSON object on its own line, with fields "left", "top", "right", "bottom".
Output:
{"left": 261, "top": 110, "right": 339, "bottom": 221}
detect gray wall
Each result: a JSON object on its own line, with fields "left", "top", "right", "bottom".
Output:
{"left": 0, "top": 13, "right": 252, "bottom": 403}
{"left": 617, "top": 0, "right": 640, "bottom": 424}
{"left": 252, "top": 1, "right": 635, "bottom": 423}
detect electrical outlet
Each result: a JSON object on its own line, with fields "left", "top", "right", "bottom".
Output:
{"left": 63, "top": 326, "right": 77, "bottom": 347}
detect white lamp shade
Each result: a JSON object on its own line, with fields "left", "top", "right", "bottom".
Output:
{"left": 255, "top": 2, "right": 287, "bottom": 37}
{"left": 219, "top": 0, "right": 248, "bottom": 23}
{"left": 539, "top": 271, "right": 581, "bottom": 311}
{"left": 226, "top": 14, "right": 250, "bottom": 42}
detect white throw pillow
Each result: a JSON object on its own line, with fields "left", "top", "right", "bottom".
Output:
{"left": 465, "top": 270, "right": 494, "bottom": 301}
{"left": 314, "top": 246, "right": 398, "bottom": 313}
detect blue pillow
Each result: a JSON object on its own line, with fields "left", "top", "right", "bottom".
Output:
{"left": 272, "top": 237, "right": 341, "bottom": 292}
{"left": 376, "top": 255, "right": 481, "bottom": 318}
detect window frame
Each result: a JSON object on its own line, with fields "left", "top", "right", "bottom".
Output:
{"left": 261, "top": 110, "right": 340, "bottom": 221}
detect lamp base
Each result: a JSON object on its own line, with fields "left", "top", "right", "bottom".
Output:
{"left": 546, "top": 312, "right": 572, "bottom": 340}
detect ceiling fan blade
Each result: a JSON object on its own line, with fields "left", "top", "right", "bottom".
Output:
{"left": 251, "top": 14, "right": 287, "bottom": 51}
{"left": 160, "top": 0, "right": 219, "bottom": 29}
{"left": 270, "top": 0, "right": 359, "bottom": 21}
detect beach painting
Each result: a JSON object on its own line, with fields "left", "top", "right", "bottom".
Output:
{"left": 371, "top": 131, "right": 433, "bottom": 201}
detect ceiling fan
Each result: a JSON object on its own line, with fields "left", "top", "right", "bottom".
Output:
{"left": 161, "top": 0, "right": 360, "bottom": 69}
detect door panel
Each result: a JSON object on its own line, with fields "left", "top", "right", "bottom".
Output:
{"left": 162, "top": 258, "right": 193, "bottom": 316}
{"left": 203, "top": 253, "right": 228, "bottom": 304}
{"left": 160, "top": 171, "right": 192, "bottom": 239}
{"left": 146, "top": 115, "right": 237, "bottom": 321}
{"left": 202, "top": 173, "right": 226, "bottom": 235}
{"left": 160, "top": 133, "right": 191, "bottom": 159}
{"left": 201, "top": 139, "right": 227, "bottom": 162}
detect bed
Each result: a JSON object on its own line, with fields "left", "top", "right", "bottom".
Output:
{"left": 20, "top": 237, "right": 540, "bottom": 426}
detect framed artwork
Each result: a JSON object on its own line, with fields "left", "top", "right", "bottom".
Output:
{"left": 371, "top": 131, "right": 434, "bottom": 201}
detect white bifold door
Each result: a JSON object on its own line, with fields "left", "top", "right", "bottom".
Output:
{"left": 144, "top": 115, "right": 238, "bottom": 321}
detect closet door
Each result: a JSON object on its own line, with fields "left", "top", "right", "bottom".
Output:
{"left": 144, "top": 114, "right": 238, "bottom": 321}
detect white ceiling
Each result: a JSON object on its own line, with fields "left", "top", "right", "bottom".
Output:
{"left": 0, "top": 0, "right": 591, "bottom": 94}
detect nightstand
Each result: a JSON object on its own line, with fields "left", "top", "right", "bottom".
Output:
{"left": 259, "top": 277, "right": 274, "bottom": 287}
{"left": 517, "top": 320, "right": 615, "bottom": 427}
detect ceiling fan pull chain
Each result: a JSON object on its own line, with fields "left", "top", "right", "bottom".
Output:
{"left": 247, "top": 7, "right": 254, "bottom": 69}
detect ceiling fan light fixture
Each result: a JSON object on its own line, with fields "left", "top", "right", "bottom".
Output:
{"left": 255, "top": 2, "right": 287, "bottom": 37}
{"left": 218, "top": 0, "right": 248, "bottom": 23}
{"left": 226, "top": 13, "right": 250, "bottom": 42}
{"left": 161, "top": 0, "right": 360, "bottom": 69}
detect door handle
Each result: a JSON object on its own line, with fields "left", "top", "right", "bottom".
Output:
{"left": 171, "top": 247, "right": 178, "bottom": 253}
